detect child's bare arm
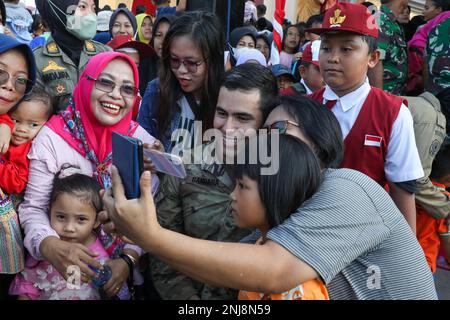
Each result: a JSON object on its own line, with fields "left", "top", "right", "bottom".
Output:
{"left": 0, "top": 124, "right": 11, "bottom": 155}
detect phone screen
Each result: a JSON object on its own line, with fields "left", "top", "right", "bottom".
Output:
{"left": 143, "top": 149, "right": 187, "bottom": 179}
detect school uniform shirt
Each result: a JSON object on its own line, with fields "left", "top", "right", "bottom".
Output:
{"left": 311, "top": 80, "right": 423, "bottom": 185}
{"left": 267, "top": 168, "right": 437, "bottom": 300}
{"left": 300, "top": 78, "right": 313, "bottom": 94}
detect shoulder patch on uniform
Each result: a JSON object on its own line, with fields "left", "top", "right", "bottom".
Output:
{"left": 42, "top": 61, "right": 66, "bottom": 73}
{"left": 55, "top": 83, "right": 66, "bottom": 94}
{"left": 430, "top": 139, "right": 441, "bottom": 157}
{"left": 85, "top": 41, "right": 95, "bottom": 52}
{"left": 47, "top": 42, "right": 59, "bottom": 54}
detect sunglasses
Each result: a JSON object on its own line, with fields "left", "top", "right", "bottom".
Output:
{"left": 86, "top": 75, "right": 137, "bottom": 99}
{"left": 170, "top": 57, "right": 206, "bottom": 73}
{"left": 265, "top": 120, "right": 300, "bottom": 134}
{"left": 0, "top": 69, "right": 32, "bottom": 94}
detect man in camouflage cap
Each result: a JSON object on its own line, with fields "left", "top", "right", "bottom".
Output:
{"left": 369, "top": 0, "right": 409, "bottom": 95}
{"left": 149, "top": 64, "right": 279, "bottom": 300}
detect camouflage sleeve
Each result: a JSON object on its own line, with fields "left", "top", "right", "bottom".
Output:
{"left": 150, "top": 174, "right": 201, "bottom": 300}
{"left": 377, "top": 14, "right": 390, "bottom": 61}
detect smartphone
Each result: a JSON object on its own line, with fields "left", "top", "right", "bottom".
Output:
{"left": 112, "top": 132, "right": 143, "bottom": 199}
{"left": 143, "top": 148, "right": 186, "bottom": 179}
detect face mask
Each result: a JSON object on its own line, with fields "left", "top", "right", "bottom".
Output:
{"left": 66, "top": 13, "right": 98, "bottom": 40}
{"left": 47, "top": 0, "right": 98, "bottom": 40}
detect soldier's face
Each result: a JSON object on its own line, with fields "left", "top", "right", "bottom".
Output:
{"left": 90, "top": 59, "right": 135, "bottom": 126}
{"left": 214, "top": 87, "right": 263, "bottom": 159}
{"left": 0, "top": 49, "right": 29, "bottom": 114}
{"left": 230, "top": 175, "right": 268, "bottom": 231}
{"left": 319, "top": 33, "right": 379, "bottom": 97}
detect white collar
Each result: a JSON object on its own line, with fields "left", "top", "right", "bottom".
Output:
{"left": 300, "top": 79, "right": 313, "bottom": 94}
{"left": 323, "top": 79, "right": 371, "bottom": 112}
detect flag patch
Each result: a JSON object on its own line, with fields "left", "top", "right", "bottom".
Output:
{"left": 364, "top": 135, "right": 382, "bottom": 147}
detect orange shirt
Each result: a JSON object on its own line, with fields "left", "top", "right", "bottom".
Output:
{"left": 416, "top": 182, "right": 449, "bottom": 273}
{"left": 238, "top": 278, "right": 329, "bottom": 301}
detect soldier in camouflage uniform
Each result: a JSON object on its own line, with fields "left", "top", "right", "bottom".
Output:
{"left": 34, "top": 0, "right": 110, "bottom": 112}
{"left": 149, "top": 64, "right": 279, "bottom": 300}
{"left": 377, "top": 0, "right": 409, "bottom": 95}
{"left": 425, "top": 17, "right": 450, "bottom": 96}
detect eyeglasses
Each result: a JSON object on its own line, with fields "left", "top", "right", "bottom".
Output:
{"left": 0, "top": 69, "right": 31, "bottom": 94}
{"left": 169, "top": 57, "right": 206, "bottom": 73}
{"left": 86, "top": 75, "right": 137, "bottom": 99}
{"left": 265, "top": 120, "right": 300, "bottom": 134}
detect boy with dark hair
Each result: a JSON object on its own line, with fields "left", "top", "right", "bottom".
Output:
{"left": 307, "top": 2, "right": 423, "bottom": 232}
{"left": 304, "top": 14, "right": 323, "bottom": 44}
{"left": 368, "top": 0, "right": 409, "bottom": 95}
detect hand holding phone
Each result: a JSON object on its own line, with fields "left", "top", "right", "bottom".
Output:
{"left": 112, "top": 132, "right": 143, "bottom": 199}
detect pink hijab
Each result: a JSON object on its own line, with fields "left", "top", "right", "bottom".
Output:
{"left": 408, "top": 11, "right": 450, "bottom": 50}
{"left": 46, "top": 52, "right": 139, "bottom": 181}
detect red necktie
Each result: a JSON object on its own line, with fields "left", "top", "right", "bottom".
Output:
{"left": 325, "top": 99, "right": 337, "bottom": 110}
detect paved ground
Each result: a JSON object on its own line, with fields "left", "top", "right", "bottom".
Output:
{"left": 436, "top": 268, "right": 450, "bottom": 300}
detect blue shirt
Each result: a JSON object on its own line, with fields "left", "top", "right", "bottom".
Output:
{"left": 156, "top": 7, "right": 177, "bottom": 16}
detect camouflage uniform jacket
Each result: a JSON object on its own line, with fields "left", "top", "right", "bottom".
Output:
{"left": 377, "top": 5, "right": 408, "bottom": 95}
{"left": 426, "top": 18, "right": 450, "bottom": 95}
{"left": 150, "top": 144, "right": 251, "bottom": 300}
{"left": 33, "top": 35, "right": 111, "bottom": 112}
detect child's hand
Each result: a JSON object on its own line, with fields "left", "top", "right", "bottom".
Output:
{"left": 0, "top": 124, "right": 11, "bottom": 154}
{"left": 102, "top": 258, "right": 129, "bottom": 297}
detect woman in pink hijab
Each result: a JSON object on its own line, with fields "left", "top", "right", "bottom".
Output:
{"left": 19, "top": 52, "right": 159, "bottom": 299}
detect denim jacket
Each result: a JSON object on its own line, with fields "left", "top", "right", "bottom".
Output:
{"left": 137, "top": 79, "right": 182, "bottom": 152}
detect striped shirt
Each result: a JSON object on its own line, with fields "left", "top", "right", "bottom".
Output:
{"left": 267, "top": 168, "right": 437, "bottom": 300}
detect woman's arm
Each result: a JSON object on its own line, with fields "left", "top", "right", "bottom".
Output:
{"left": 102, "top": 168, "right": 320, "bottom": 294}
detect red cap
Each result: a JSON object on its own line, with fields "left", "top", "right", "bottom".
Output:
{"left": 306, "top": 2, "right": 379, "bottom": 38}
{"left": 107, "top": 35, "right": 155, "bottom": 60}
{"left": 302, "top": 40, "right": 320, "bottom": 66}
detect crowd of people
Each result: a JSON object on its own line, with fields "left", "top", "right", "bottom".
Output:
{"left": 0, "top": 0, "right": 449, "bottom": 301}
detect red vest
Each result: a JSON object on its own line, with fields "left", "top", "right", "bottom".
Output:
{"left": 309, "top": 87, "right": 406, "bottom": 186}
